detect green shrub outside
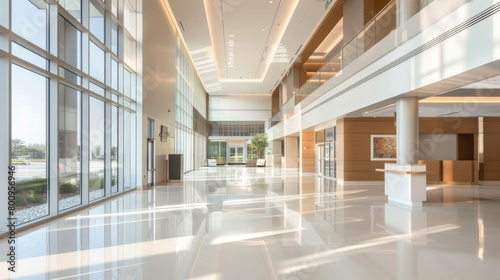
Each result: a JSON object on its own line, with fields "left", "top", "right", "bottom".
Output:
{"left": 16, "top": 178, "right": 47, "bottom": 194}
{"left": 15, "top": 192, "right": 27, "bottom": 206}
{"left": 59, "top": 182, "right": 78, "bottom": 194}
{"left": 25, "top": 190, "right": 43, "bottom": 203}
{"left": 89, "top": 177, "right": 104, "bottom": 191}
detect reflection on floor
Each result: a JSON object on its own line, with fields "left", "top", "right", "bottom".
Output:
{"left": 1, "top": 167, "right": 500, "bottom": 279}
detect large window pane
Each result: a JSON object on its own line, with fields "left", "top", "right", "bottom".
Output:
{"left": 58, "top": 84, "right": 82, "bottom": 211}
{"left": 90, "top": 82, "right": 105, "bottom": 96}
{"left": 90, "top": 41, "right": 105, "bottom": 82}
{"left": 11, "top": 64, "right": 48, "bottom": 224}
{"left": 111, "top": 106, "right": 118, "bottom": 193}
{"left": 59, "top": 0, "right": 81, "bottom": 22}
{"left": 208, "top": 141, "right": 219, "bottom": 159}
{"left": 111, "top": 59, "right": 118, "bottom": 90}
{"left": 89, "top": 97, "right": 105, "bottom": 201}
{"left": 59, "top": 15, "right": 82, "bottom": 69}
{"left": 123, "top": 110, "right": 132, "bottom": 190}
{"left": 112, "top": 0, "right": 118, "bottom": 17}
{"left": 124, "top": 34, "right": 136, "bottom": 69}
{"left": 59, "top": 66, "right": 82, "bottom": 85}
{"left": 12, "top": 0, "right": 48, "bottom": 50}
{"left": 124, "top": 1, "right": 136, "bottom": 38}
{"left": 89, "top": 1, "right": 105, "bottom": 43}
{"left": 123, "top": 69, "right": 131, "bottom": 97}
{"left": 11, "top": 42, "right": 48, "bottom": 70}
{"left": 111, "top": 22, "right": 119, "bottom": 55}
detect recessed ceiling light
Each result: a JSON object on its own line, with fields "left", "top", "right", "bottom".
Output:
{"left": 270, "top": 1, "right": 273, "bottom": 3}
{"left": 262, "top": 28, "right": 265, "bottom": 31}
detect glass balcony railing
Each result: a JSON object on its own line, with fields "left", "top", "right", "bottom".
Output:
{"left": 296, "top": 0, "right": 396, "bottom": 107}
{"left": 270, "top": 0, "right": 397, "bottom": 125}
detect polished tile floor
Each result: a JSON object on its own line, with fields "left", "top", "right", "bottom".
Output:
{"left": 1, "top": 167, "right": 500, "bottom": 279}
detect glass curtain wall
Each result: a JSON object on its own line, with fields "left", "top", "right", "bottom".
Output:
{"left": 11, "top": 65, "right": 49, "bottom": 224}
{"left": 58, "top": 84, "right": 82, "bottom": 211}
{"left": 208, "top": 140, "right": 227, "bottom": 161}
{"left": 175, "top": 46, "right": 207, "bottom": 172}
{"left": 2, "top": 0, "right": 140, "bottom": 228}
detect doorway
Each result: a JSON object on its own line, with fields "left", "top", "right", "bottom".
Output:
{"left": 147, "top": 118, "right": 155, "bottom": 187}
{"left": 317, "top": 144, "right": 324, "bottom": 176}
{"left": 147, "top": 139, "right": 155, "bottom": 187}
{"left": 229, "top": 146, "right": 244, "bottom": 164}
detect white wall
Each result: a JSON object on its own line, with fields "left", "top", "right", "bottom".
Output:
{"left": 419, "top": 134, "right": 457, "bottom": 160}
{"left": 142, "top": 0, "right": 177, "bottom": 187}
{"left": 209, "top": 95, "right": 271, "bottom": 121}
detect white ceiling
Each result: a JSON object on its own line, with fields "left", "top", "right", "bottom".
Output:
{"left": 166, "top": 0, "right": 335, "bottom": 95}
{"left": 164, "top": 0, "right": 500, "bottom": 119}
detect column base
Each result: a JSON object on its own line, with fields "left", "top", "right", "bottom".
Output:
{"left": 382, "top": 163, "right": 427, "bottom": 209}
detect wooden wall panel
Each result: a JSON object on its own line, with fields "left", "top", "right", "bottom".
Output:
{"left": 442, "top": 160, "right": 474, "bottom": 183}
{"left": 419, "top": 117, "right": 478, "bottom": 134}
{"left": 344, "top": 160, "right": 371, "bottom": 171}
{"left": 300, "top": 130, "right": 315, "bottom": 173}
{"left": 343, "top": 172, "right": 372, "bottom": 181}
{"left": 483, "top": 161, "right": 500, "bottom": 171}
{"left": 484, "top": 117, "right": 500, "bottom": 132}
{"left": 370, "top": 171, "right": 385, "bottom": 181}
{"left": 457, "top": 134, "right": 475, "bottom": 160}
{"left": 336, "top": 119, "right": 345, "bottom": 134}
{"left": 483, "top": 171, "right": 500, "bottom": 181}
{"left": 343, "top": 119, "right": 370, "bottom": 133}
{"left": 271, "top": 88, "right": 280, "bottom": 116}
{"left": 344, "top": 133, "right": 370, "bottom": 161}
{"left": 369, "top": 118, "right": 396, "bottom": 134}
{"left": 483, "top": 133, "right": 500, "bottom": 161}
{"left": 418, "top": 160, "right": 442, "bottom": 182}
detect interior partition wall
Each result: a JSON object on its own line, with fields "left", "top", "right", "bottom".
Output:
{"left": 0, "top": 0, "right": 141, "bottom": 234}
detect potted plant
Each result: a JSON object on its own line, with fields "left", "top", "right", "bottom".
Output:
{"left": 247, "top": 133, "right": 269, "bottom": 166}
{"left": 216, "top": 156, "right": 226, "bottom": 165}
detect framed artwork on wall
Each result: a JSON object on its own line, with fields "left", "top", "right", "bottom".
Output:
{"left": 371, "top": 135, "right": 396, "bottom": 160}
{"left": 160, "top": 125, "right": 169, "bottom": 142}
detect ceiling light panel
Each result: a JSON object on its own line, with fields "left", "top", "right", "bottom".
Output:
{"left": 168, "top": 0, "right": 338, "bottom": 95}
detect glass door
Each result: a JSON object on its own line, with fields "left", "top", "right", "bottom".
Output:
{"left": 317, "top": 144, "right": 324, "bottom": 176}
{"left": 229, "top": 146, "right": 244, "bottom": 164}
{"left": 147, "top": 139, "right": 155, "bottom": 187}
{"left": 147, "top": 118, "right": 155, "bottom": 187}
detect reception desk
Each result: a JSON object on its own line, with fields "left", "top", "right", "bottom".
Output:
{"left": 418, "top": 160, "right": 476, "bottom": 184}
{"left": 442, "top": 160, "right": 475, "bottom": 183}
{"left": 418, "top": 160, "right": 441, "bottom": 183}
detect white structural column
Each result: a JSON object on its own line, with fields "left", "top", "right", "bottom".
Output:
{"left": 383, "top": 97, "right": 427, "bottom": 209}
{"left": 396, "top": 97, "right": 419, "bottom": 164}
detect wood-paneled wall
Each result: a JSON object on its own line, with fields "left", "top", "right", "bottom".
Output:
{"left": 300, "top": 130, "right": 315, "bottom": 173}
{"left": 483, "top": 117, "right": 500, "bottom": 181}
{"left": 337, "top": 117, "right": 480, "bottom": 182}
{"left": 337, "top": 118, "right": 396, "bottom": 181}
